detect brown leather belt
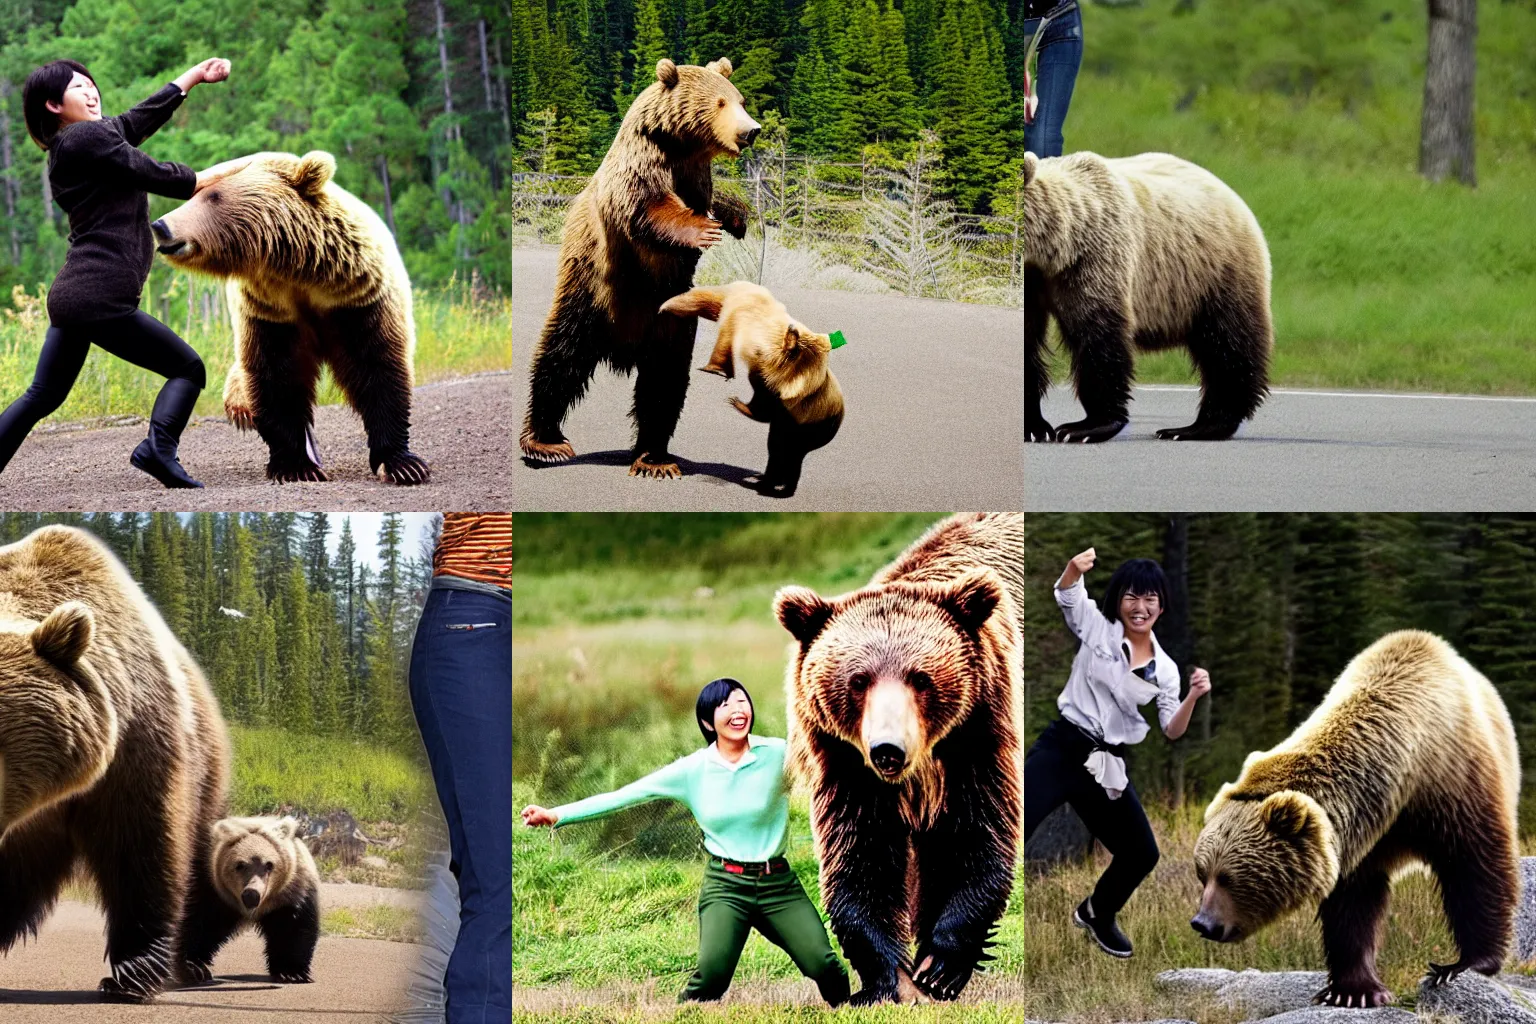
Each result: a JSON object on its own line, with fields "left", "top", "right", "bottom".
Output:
{"left": 713, "top": 856, "right": 790, "bottom": 876}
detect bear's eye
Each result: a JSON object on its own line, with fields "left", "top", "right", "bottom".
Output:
{"left": 907, "top": 670, "right": 932, "bottom": 692}
{"left": 207, "top": 191, "right": 220, "bottom": 202}
{"left": 235, "top": 861, "right": 246, "bottom": 871}
{"left": 717, "top": 98, "right": 725, "bottom": 107}
{"left": 1196, "top": 865, "right": 1207, "bottom": 884}
{"left": 848, "top": 672, "right": 871, "bottom": 692}
{"left": 265, "top": 861, "right": 275, "bottom": 871}
{"left": 1217, "top": 871, "right": 1232, "bottom": 889}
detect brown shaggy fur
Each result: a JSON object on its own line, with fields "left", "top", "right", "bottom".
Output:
{"left": 661, "top": 281, "right": 843, "bottom": 496}
{"left": 0, "top": 526, "right": 230, "bottom": 1001}
{"left": 1024, "top": 150, "right": 1273, "bottom": 443}
{"left": 1194, "top": 630, "right": 1520, "bottom": 1008}
{"left": 520, "top": 58, "right": 759, "bottom": 479}
{"left": 180, "top": 816, "right": 321, "bottom": 984}
{"left": 154, "top": 151, "right": 428, "bottom": 485}
{"left": 774, "top": 513, "right": 1024, "bottom": 1005}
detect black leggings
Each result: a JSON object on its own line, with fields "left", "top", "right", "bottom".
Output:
{"left": 1024, "top": 718, "right": 1160, "bottom": 919}
{"left": 0, "top": 311, "right": 205, "bottom": 473}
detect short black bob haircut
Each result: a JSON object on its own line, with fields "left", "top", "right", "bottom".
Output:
{"left": 1097, "top": 558, "right": 1169, "bottom": 620}
{"left": 23, "top": 59, "right": 95, "bottom": 151}
{"left": 696, "top": 678, "right": 754, "bottom": 745}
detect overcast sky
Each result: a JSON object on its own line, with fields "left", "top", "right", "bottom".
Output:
{"left": 328, "top": 513, "right": 441, "bottom": 569}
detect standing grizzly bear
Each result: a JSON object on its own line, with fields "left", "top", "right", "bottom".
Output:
{"left": 774, "top": 513, "right": 1023, "bottom": 1004}
{"left": 0, "top": 525, "right": 230, "bottom": 1001}
{"left": 661, "top": 282, "right": 844, "bottom": 497}
{"left": 180, "top": 816, "right": 321, "bottom": 984}
{"left": 152, "top": 151, "right": 429, "bottom": 485}
{"left": 1024, "top": 150, "right": 1273, "bottom": 443}
{"left": 520, "top": 57, "right": 759, "bottom": 478}
{"left": 1192, "top": 631, "right": 1519, "bottom": 1008}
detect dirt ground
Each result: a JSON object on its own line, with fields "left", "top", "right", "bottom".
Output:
{"left": 0, "top": 372, "right": 511, "bottom": 511}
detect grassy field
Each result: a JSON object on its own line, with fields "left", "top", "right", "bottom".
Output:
{"left": 513, "top": 514, "right": 1024, "bottom": 1021}
{"left": 1043, "top": 0, "right": 1536, "bottom": 396}
{"left": 0, "top": 287, "right": 510, "bottom": 425}
{"left": 1024, "top": 801, "right": 1536, "bottom": 1023}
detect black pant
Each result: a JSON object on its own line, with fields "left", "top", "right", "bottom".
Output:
{"left": 0, "top": 311, "right": 205, "bottom": 473}
{"left": 1024, "top": 718, "right": 1160, "bottom": 919}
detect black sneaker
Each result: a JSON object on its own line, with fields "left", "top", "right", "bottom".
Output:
{"left": 1074, "top": 897, "right": 1133, "bottom": 958}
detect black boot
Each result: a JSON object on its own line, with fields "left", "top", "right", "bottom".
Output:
{"left": 1074, "top": 896, "right": 1133, "bottom": 958}
{"left": 130, "top": 377, "right": 203, "bottom": 488}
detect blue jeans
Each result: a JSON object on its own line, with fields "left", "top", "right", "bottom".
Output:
{"left": 409, "top": 577, "right": 512, "bottom": 1024}
{"left": 1025, "top": 4, "right": 1084, "bottom": 158}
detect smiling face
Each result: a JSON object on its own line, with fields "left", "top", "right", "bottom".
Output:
{"left": 47, "top": 72, "right": 100, "bottom": 126}
{"left": 1119, "top": 590, "right": 1162, "bottom": 637}
{"left": 710, "top": 688, "right": 753, "bottom": 744}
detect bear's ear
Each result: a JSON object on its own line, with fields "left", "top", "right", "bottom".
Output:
{"left": 659, "top": 287, "right": 725, "bottom": 321}
{"left": 935, "top": 569, "right": 1003, "bottom": 634}
{"left": 1260, "top": 790, "right": 1323, "bottom": 845}
{"left": 212, "top": 819, "right": 245, "bottom": 844}
{"left": 656, "top": 59, "right": 680, "bottom": 89}
{"left": 774, "top": 586, "right": 834, "bottom": 646}
{"left": 706, "top": 58, "right": 734, "bottom": 79}
{"left": 1023, "top": 152, "right": 1037, "bottom": 188}
{"left": 290, "top": 151, "right": 336, "bottom": 199}
{"left": 273, "top": 816, "right": 300, "bottom": 841}
{"left": 32, "top": 601, "right": 93, "bottom": 667}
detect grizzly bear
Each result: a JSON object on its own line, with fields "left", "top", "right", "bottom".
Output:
{"left": 660, "top": 282, "right": 844, "bottom": 497}
{"left": 179, "top": 816, "right": 321, "bottom": 984}
{"left": 1192, "top": 630, "right": 1519, "bottom": 1008}
{"left": 520, "top": 57, "right": 759, "bottom": 479}
{"left": 774, "top": 513, "right": 1024, "bottom": 1004}
{"left": 1024, "top": 150, "right": 1273, "bottom": 443}
{"left": 0, "top": 525, "right": 230, "bottom": 1001}
{"left": 152, "top": 151, "right": 430, "bottom": 485}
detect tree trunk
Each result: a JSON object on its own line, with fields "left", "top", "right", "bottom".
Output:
{"left": 434, "top": 0, "right": 458, "bottom": 139}
{"left": 377, "top": 153, "right": 397, "bottom": 238}
{"left": 1420, "top": 0, "right": 1477, "bottom": 186}
{"left": 493, "top": 37, "right": 513, "bottom": 142}
{"left": 478, "top": 19, "right": 495, "bottom": 111}
{"left": 41, "top": 158, "right": 54, "bottom": 225}
{"left": 0, "top": 80, "right": 19, "bottom": 265}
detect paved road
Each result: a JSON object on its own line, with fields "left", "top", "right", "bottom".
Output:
{"left": 0, "top": 373, "right": 512, "bottom": 511}
{"left": 512, "top": 246, "right": 1023, "bottom": 510}
{"left": 0, "top": 887, "right": 424, "bottom": 1022}
{"left": 1028, "top": 384, "right": 1536, "bottom": 510}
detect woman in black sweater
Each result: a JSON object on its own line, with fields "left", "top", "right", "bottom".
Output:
{"left": 0, "top": 57, "right": 232, "bottom": 488}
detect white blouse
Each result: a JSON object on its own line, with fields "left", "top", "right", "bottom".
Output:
{"left": 1054, "top": 577, "right": 1182, "bottom": 746}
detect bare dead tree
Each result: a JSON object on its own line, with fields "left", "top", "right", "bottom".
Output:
{"left": 1420, "top": 0, "right": 1477, "bottom": 186}
{"left": 0, "top": 80, "right": 18, "bottom": 264}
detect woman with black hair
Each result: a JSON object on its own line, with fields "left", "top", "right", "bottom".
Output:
{"left": 0, "top": 57, "right": 233, "bottom": 487}
{"left": 1025, "top": 548, "right": 1211, "bottom": 959}
{"left": 520, "top": 679, "right": 849, "bottom": 1006}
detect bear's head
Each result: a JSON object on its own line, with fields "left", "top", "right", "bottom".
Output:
{"left": 212, "top": 816, "right": 305, "bottom": 916}
{"left": 632, "top": 58, "right": 760, "bottom": 157}
{"left": 774, "top": 569, "right": 1012, "bottom": 786}
{"left": 1191, "top": 786, "right": 1340, "bottom": 943}
{"left": 152, "top": 151, "right": 340, "bottom": 280}
{"left": 0, "top": 600, "right": 117, "bottom": 838}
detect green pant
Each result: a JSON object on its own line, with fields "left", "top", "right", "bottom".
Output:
{"left": 680, "top": 860, "right": 850, "bottom": 1005}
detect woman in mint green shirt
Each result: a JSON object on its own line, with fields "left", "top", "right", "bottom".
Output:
{"left": 520, "top": 679, "right": 850, "bottom": 1005}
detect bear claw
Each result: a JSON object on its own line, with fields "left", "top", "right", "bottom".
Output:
{"left": 520, "top": 431, "right": 575, "bottom": 464}
{"left": 1314, "top": 982, "right": 1395, "bottom": 1007}
{"left": 225, "top": 403, "right": 256, "bottom": 431}
{"left": 1424, "top": 962, "right": 1468, "bottom": 989}
{"left": 271, "top": 970, "right": 313, "bottom": 984}
{"left": 372, "top": 450, "right": 431, "bottom": 486}
{"left": 180, "top": 961, "right": 214, "bottom": 985}
{"left": 629, "top": 454, "right": 682, "bottom": 479}
{"left": 267, "top": 462, "right": 329, "bottom": 484}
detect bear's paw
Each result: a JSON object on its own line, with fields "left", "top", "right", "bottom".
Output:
{"left": 371, "top": 449, "right": 431, "bottom": 486}
{"left": 520, "top": 429, "right": 575, "bottom": 464}
{"left": 266, "top": 458, "right": 329, "bottom": 484}
{"left": 179, "top": 961, "right": 214, "bottom": 986}
{"left": 1314, "top": 978, "right": 1396, "bottom": 1008}
{"left": 270, "top": 969, "right": 314, "bottom": 984}
{"left": 629, "top": 454, "right": 682, "bottom": 479}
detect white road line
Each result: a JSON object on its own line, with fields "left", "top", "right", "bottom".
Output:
{"left": 1132, "top": 385, "right": 1536, "bottom": 404}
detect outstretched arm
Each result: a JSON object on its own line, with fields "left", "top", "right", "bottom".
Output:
{"left": 527, "top": 755, "right": 695, "bottom": 828}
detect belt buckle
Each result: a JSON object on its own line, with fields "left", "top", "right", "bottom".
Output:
{"left": 724, "top": 863, "right": 744, "bottom": 874}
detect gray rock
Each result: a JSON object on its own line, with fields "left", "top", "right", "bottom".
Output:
{"left": 1025, "top": 804, "right": 1094, "bottom": 868}
{"left": 1253, "top": 1009, "right": 1416, "bottom": 1024}
{"left": 1517, "top": 858, "right": 1536, "bottom": 962}
{"left": 1416, "top": 970, "right": 1536, "bottom": 1024}
{"left": 1156, "top": 968, "right": 1325, "bottom": 1018}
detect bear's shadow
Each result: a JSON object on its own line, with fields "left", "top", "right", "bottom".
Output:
{"left": 0, "top": 977, "right": 281, "bottom": 1004}
{"left": 523, "top": 448, "right": 766, "bottom": 489}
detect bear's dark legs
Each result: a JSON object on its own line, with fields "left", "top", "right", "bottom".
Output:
{"left": 0, "top": 815, "right": 74, "bottom": 954}
{"left": 1316, "top": 865, "right": 1394, "bottom": 1007}
{"left": 241, "top": 319, "right": 327, "bottom": 483}
{"left": 323, "top": 303, "right": 430, "bottom": 484}
{"left": 1056, "top": 299, "right": 1133, "bottom": 443}
{"left": 258, "top": 894, "right": 320, "bottom": 983}
{"left": 85, "top": 813, "right": 186, "bottom": 1001}
{"left": 176, "top": 866, "right": 244, "bottom": 985}
{"left": 757, "top": 414, "right": 842, "bottom": 499}
{"left": 1156, "top": 290, "right": 1271, "bottom": 440}
{"left": 1421, "top": 797, "right": 1518, "bottom": 988}
{"left": 809, "top": 742, "right": 915, "bottom": 1005}
{"left": 523, "top": 293, "right": 606, "bottom": 462}
{"left": 629, "top": 313, "right": 695, "bottom": 478}
{"left": 1025, "top": 267, "right": 1054, "bottom": 442}
{"left": 911, "top": 816, "right": 1014, "bottom": 1000}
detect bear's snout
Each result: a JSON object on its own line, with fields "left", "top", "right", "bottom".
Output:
{"left": 152, "top": 219, "right": 188, "bottom": 255}
{"left": 869, "top": 741, "right": 906, "bottom": 777}
{"left": 151, "top": 219, "right": 172, "bottom": 243}
{"left": 1190, "top": 910, "right": 1237, "bottom": 942}
{"left": 241, "top": 887, "right": 262, "bottom": 909}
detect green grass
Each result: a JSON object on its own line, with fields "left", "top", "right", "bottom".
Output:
{"left": 1042, "top": 0, "right": 1536, "bottom": 395}
{"left": 230, "top": 725, "right": 431, "bottom": 825}
{"left": 321, "top": 903, "right": 424, "bottom": 943}
{"left": 0, "top": 288, "right": 510, "bottom": 425}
